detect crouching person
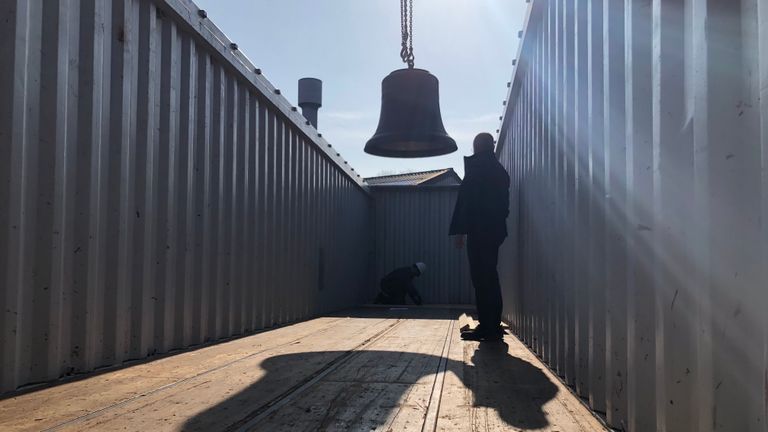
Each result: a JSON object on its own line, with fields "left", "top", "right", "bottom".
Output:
{"left": 374, "top": 262, "right": 426, "bottom": 306}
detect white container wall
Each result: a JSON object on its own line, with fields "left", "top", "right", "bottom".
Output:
{"left": 0, "top": 0, "right": 371, "bottom": 393}
{"left": 497, "top": 0, "right": 768, "bottom": 431}
{"left": 371, "top": 186, "right": 473, "bottom": 305}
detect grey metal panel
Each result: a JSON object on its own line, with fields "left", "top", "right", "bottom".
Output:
{"left": 497, "top": 1, "right": 768, "bottom": 431}
{"left": 0, "top": 0, "right": 370, "bottom": 393}
{"left": 371, "top": 187, "right": 473, "bottom": 305}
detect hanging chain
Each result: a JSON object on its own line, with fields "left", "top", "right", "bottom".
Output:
{"left": 408, "top": 0, "right": 413, "bottom": 66}
{"left": 400, "top": 0, "right": 414, "bottom": 68}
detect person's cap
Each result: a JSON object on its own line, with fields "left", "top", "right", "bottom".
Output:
{"left": 414, "top": 262, "right": 426, "bottom": 275}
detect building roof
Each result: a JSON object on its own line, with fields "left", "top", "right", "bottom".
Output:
{"left": 364, "top": 168, "right": 462, "bottom": 187}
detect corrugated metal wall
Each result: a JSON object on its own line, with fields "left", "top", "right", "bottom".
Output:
{"left": 0, "top": 0, "right": 371, "bottom": 393}
{"left": 497, "top": 0, "right": 768, "bottom": 431}
{"left": 371, "top": 187, "right": 473, "bottom": 305}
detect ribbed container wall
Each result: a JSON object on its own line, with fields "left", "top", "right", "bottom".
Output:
{"left": 497, "top": 1, "right": 768, "bottom": 431}
{"left": 0, "top": 0, "right": 371, "bottom": 393}
{"left": 371, "top": 187, "right": 473, "bottom": 305}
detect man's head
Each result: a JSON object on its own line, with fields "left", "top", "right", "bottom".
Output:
{"left": 414, "top": 262, "right": 426, "bottom": 276}
{"left": 473, "top": 133, "right": 495, "bottom": 155}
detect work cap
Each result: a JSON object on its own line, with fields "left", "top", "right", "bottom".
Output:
{"left": 415, "top": 262, "right": 426, "bottom": 275}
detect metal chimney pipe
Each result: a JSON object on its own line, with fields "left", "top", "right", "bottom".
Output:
{"left": 298, "top": 78, "right": 322, "bottom": 129}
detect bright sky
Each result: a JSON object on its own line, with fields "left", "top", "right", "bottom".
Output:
{"left": 194, "top": 0, "right": 527, "bottom": 178}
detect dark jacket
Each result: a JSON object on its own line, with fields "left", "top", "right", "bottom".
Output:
{"left": 375, "top": 266, "right": 423, "bottom": 305}
{"left": 449, "top": 151, "right": 510, "bottom": 242}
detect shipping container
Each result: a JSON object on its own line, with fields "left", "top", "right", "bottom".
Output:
{"left": 497, "top": 0, "right": 768, "bottom": 430}
{"left": 1, "top": 0, "right": 766, "bottom": 430}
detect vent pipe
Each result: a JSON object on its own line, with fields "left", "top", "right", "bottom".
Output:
{"left": 298, "top": 78, "right": 322, "bottom": 129}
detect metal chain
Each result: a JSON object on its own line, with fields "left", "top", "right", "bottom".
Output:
{"left": 400, "top": 0, "right": 407, "bottom": 63}
{"left": 400, "top": 0, "right": 414, "bottom": 68}
{"left": 408, "top": 0, "right": 414, "bottom": 67}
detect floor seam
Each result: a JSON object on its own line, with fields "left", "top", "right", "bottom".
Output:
{"left": 420, "top": 318, "right": 455, "bottom": 432}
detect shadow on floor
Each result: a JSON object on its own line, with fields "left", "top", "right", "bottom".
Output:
{"left": 182, "top": 342, "right": 558, "bottom": 431}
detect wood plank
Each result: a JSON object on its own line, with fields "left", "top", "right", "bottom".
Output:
{"left": 436, "top": 315, "right": 473, "bottom": 432}
{"left": 252, "top": 314, "right": 455, "bottom": 431}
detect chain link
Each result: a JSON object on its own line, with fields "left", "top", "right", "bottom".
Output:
{"left": 400, "top": 0, "right": 414, "bottom": 68}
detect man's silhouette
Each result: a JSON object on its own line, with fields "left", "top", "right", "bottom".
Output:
{"left": 449, "top": 133, "right": 510, "bottom": 341}
{"left": 373, "top": 262, "right": 425, "bottom": 305}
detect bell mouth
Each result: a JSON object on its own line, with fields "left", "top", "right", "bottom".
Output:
{"left": 364, "top": 133, "right": 457, "bottom": 158}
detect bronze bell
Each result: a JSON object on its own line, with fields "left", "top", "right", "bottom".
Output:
{"left": 365, "top": 68, "right": 457, "bottom": 158}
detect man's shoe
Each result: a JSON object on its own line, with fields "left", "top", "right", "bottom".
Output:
{"left": 461, "top": 328, "right": 504, "bottom": 342}
{"left": 460, "top": 324, "right": 501, "bottom": 334}
{"left": 461, "top": 324, "right": 483, "bottom": 334}
{"left": 460, "top": 329, "right": 482, "bottom": 341}
{"left": 460, "top": 324, "right": 502, "bottom": 334}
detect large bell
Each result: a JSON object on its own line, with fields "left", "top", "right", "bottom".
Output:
{"left": 365, "top": 68, "right": 457, "bottom": 158}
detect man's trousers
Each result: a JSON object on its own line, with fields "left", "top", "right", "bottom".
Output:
{"left": 466, "top": 236, "right": 503, "bottom": 330}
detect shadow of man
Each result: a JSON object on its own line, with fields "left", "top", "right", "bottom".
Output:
{"left": 463, "top": 342, "right": 558, "bottom": 429}
{"left": 182, "top": 342, "right": 558, "bottom": 431}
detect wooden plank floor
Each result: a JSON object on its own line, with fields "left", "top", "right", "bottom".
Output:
{"left": 0, "top": 308, "right": 607, "bottom": 431}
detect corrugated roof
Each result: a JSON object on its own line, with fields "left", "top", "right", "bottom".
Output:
{"left": 364, "top": 168, "right": 461, "bottom": 186}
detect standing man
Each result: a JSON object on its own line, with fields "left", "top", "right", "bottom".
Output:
{"left": 450, "top": 133, "right": 510, "bottom": 341}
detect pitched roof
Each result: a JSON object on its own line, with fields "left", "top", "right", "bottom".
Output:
{"left": 364, "top": 168, "right": 461, "bottom": 186}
